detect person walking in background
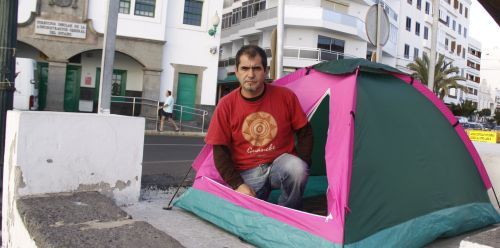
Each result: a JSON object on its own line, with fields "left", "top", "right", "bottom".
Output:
{"left": 159, "top": 90, "right": 180, "bottom": 132}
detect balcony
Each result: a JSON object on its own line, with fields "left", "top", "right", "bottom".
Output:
{"left": 221, "top": 6, "right": 368, "bottom": 43}
{"left": 219, "top": 46, "right": 360, "bottom": 70}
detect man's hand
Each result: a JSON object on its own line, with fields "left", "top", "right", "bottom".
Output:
{"left": 235, "top": 183, "right": 256, "bottom": 197}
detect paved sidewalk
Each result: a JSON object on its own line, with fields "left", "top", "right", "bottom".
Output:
{"left": 18, "top": 192, "right": 184, "bottom": 248}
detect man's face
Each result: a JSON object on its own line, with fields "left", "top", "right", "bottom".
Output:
{"left": 235, "top": 54, "right": 267, "bottom": 98}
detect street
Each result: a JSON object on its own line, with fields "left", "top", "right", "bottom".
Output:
{"left": 142, "top": 135, "right": 205, "bottom": 189}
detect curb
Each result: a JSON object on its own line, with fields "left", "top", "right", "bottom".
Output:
{"left": 145, "top": 130, "right": 206, "bottom": 138}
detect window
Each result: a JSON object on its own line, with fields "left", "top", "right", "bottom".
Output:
{"left": 414, "top": 48, "right": 419, "bottom": 59}
{"left": 425, "top": 2, "right": 430, "bottom": 14}
{"left": 183, "top": 0, "right": 203, "bottom": 26}
{"left": 452, "top": 20, "right": 456, "bottom": 31}
{"left": 464, "top": 27, "right": 467, "bottom": 38}
{"left": 417, "top": 0, "right": 422, "bottom": 10}
{"left": 317, "top": 35, "right": 345, "bottom": 60}
{"left": 465, "top": 7, "right": 468, "bottom": 18}
{"left": 111, "top": 72, "right": 126, "bottom": 96}
{"left": 232, "top": 7, "right": 241, "bottom": 25}
{"left": 134, "top": 0, "right": 155, "bottom": 17}
{"left": 407, "top": 0, "right": 412, "bottom": 4}
{"left": 446, "top": 16, "right": 450, "bottom": 26}
{"left": 424, "top": 26, "right": 429, "bottom": 39}
{"left": 458, "top": 24, "right": 462, "bottom": 35}
{"left": 119, "top": 0, "right": 131, "bottom": 14}
{"left": 406, "top": 17, "right": 411, "bottom": 31}
{"left": 241, "top": 0, "right": 266, "bottom": 20}
{"left": 445, "top": 38, "right": 449, "bottom": 50}
{"left": 462, "top": 47, "right": 466, "bottom": 59}
{"left": 404, "top": 44, "right": 410, "bottom": 59}
{"left": 222, "top": 13, "right": 232, "bottom": 29}
{"left": 459, "top": 3, "right": 463, "bottom": 14}
{"left": 415, "top": 22, "right": 420, "bottom": 36}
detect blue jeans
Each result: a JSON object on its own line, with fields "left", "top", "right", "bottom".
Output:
{"left": 239, "top": 153, "right": 309, "bottom": 210}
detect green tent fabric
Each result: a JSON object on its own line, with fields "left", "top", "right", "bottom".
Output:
{"left": 313, "top": 58, "right": 405, "bottom": 75}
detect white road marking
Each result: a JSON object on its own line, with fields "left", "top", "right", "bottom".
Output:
{"left": 144, "top": 144, "right": 204, "bottom": 147}
{"left": 143, "top": 160, "right": 194, "bottom": 164}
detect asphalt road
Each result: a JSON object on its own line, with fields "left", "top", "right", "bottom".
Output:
{"left": 142, "top": 135, "right": 205, "bottom": 189}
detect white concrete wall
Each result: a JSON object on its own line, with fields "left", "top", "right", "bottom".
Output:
{"left": 88, "top": 0, "right": 167, "bottom": 41}
{"left": 2, "top": 111, "right": 144, "bottom": 207}
{"left": 160, "top": 0, "right": 223, "bottom": 105}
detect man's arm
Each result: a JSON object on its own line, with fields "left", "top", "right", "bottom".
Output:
{"left": 295, "top": 123, "right": 313, "bottom": 167}
{"left": 213, "top": 145, "right": 256, "bottom": 196}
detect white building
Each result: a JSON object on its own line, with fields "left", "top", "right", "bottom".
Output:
{"left": 395, "top": 0, "right": 472, "bottom": 105}
{"left": 218, "top": 0, "right": 400, "bottom": 80}
{"left": 477, "top": 79, "right": 494, "bottom": 114}
{"left": 16, "top": 0, "right": 222, "bottom": 118}
{"left": 464, "top": 37, "right": 481, "bottom": 107}
{"left": 495, "top": 89, "right": 500, "bottom": 113}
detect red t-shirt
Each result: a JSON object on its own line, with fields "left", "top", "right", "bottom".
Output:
{"left": 205, "top": 84, "right": 308, "bottom": 171}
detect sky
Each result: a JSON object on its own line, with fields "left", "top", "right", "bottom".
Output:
{"left": 469, "top": 0, "right": 500, "bottom": 92}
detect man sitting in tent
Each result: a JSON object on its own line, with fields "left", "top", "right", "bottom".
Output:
{"left": 205, "top": 45, "right": 313, "bottom": 210}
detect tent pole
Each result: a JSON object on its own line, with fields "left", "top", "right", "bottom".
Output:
{"left": 491, "top": 187, "right": 500, "bottom": 209}
{"left": 163, "top": 166, "right": 193, "bottom": 210}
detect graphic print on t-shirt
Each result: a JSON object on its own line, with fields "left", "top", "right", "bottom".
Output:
{"left": 242, "top": 111, "right": 278, "bottom": 147}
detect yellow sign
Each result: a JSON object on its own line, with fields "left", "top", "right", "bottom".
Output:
{"left": 466, "top": 130, "right": 498, "bottom": 143}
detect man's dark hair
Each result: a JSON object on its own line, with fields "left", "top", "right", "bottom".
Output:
{"left": 235, "top": 45, "right": 268, "bottom": 70}
{"left": 167, "top": 90, "right": 172, "bottom": 95}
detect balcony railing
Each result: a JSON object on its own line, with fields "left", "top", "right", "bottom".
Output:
{"left": 219, "top": 47, "right": 358, "bottom": 69}
{"left": 110, "top": 96, "right": 209, "bottom": 133}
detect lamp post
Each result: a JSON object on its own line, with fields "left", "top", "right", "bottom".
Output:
{"left": 208, "top": 12, "right": 220, "bottom": 37}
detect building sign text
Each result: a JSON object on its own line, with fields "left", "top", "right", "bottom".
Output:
{"left": 35, "top": 19, "right": 86, "bottom": 39}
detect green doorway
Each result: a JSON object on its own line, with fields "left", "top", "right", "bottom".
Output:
{"left": 64, "top": 65, "right": 81, "bottom": 112}
{"left": 37, "top": 62, "right": 48, "bottom": 110}
{"left": 176, "top": 73, "right": 197, "bottom": 121}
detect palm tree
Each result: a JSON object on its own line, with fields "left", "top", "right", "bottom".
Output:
{"left": 407, "top": 53, "right": 466, "bottom": 99}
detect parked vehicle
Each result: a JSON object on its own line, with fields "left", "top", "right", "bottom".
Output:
{"left": 14, "top": 58, "right": 38, "bottom": 110}
{"left": 461, "top": 122, "right": 484, "bottom": 130}
{"left": 455, "top": 116, "right": 468, "bottom": 124}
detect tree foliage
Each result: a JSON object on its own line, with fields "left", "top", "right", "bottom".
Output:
{"left": 449, "top": 100, "right": 477, "bottom": 117}
{"left": 478, "top": 108, "right": 491, "bottom": 117}
{"left": 407, "top": 53, "right": 466, "bottom": 99}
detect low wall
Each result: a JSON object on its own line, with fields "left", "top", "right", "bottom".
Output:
{"left": 2, "top": 111, "right": 145, "bottom": 247}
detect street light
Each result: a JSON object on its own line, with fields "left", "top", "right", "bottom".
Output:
{"left": 208, "top": 12, "right": 220, "bottom": 37}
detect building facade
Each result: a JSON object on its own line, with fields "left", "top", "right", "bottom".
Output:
{"left": 16, "top": 0, "right": 222, "bottom": 116}
{"left": 464, "top": 37, "right": 481, "bottom": 107}
{"left": 477, "top": 79, "right": 494, "bottom": 114}
{"left": 218, "top": 0, "right": 400, "bottom": 80}
{"left": 395, "top": 0, "right": 472, "bottom": 105}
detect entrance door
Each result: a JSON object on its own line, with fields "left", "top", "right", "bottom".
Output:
{"left": 176, "top": 73, "right": 197, "bottom": 121}
{"left": 64, "top": 65, "right": 81, "bottom": 112}
{"left": 94, "top": 68, "right": 128, "bottom": 101}
{"left": 37, "top": 62, "right": 48, "bottom": 110}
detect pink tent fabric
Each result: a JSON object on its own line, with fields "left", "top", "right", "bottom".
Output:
{"left": 192, "top": 68, "right": 358, "bottom": 243}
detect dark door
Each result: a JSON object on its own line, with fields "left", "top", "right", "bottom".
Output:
{"left": 37, "top": 62, "right": 48, "bottom": 110}
{"left": 64, "top": 65, "right": 81, "bottom": 112}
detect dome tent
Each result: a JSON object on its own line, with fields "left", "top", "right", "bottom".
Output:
{"left": 174, "top": 59, "right": 500, "bottom": 247}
